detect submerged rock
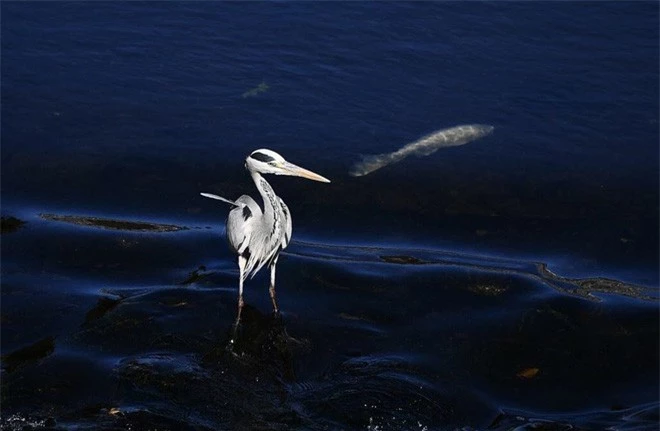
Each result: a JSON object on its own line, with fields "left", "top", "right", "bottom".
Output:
{"left": 178, "top": 265, "right": 209, "bottom": 285}
{"left": 83, "top": 296, "right": 124, "bottom": 326}
{"left": 40, "top": 213, "right": 186, "bottom": 232}
{"left": 379, "top": 255, "right": 425, "bottom": 265}
{"left": 0, "top": 216, "right": 26, "bottom": 234}
{"left": 1, "top": 337, "right": 55, "bottom": 373}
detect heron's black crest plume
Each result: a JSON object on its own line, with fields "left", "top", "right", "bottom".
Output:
{"left": 251, "top": 152, "right": 276, "bottom": 163}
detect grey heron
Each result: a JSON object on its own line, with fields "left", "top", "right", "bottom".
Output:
{"left": 201, "top": 149, "right": 330, "bottom": 320}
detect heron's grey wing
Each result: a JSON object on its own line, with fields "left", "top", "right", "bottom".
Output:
{"left": 226, "top": 195, "right": 261, "bottom": 256}
{"left": 243, "top": 198, "right": 289, "bottom": 279}
{"left": 279, "top": 198, "right": 292, "bottom": 250}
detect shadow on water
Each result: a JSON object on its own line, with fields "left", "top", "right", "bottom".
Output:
{"left": 1, "top": 212, "right": 658, "bottom": 430}
{"left": 203, "top": 304, "right": 302, "bottom": 384}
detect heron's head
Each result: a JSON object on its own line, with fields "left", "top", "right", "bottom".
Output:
{"left": 245, "top": 149, "right": 330, "bottom": 183}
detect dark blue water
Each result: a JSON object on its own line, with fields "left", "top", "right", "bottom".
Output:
{"left": 2, "top": 2, "right": 658, "bottom": 430}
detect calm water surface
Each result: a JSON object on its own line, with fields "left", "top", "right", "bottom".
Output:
{"left": 1, "top": 2, "right": 658, "bottom": 430}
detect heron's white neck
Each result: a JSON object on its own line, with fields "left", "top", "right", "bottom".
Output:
{"left": 250, "top": 170, "right": 278, "bottom": 217}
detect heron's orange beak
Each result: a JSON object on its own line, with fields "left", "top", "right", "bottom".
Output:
{"left": 281, "top": 162, "right": 331, "bottom": 183}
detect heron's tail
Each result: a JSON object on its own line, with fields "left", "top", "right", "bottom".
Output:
{"left": 200, "top": 192, "right": 243, "bottom": 207}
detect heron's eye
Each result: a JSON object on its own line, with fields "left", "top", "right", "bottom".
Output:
{"left": 251, "top": 152, "right": 276, "bottom": 163}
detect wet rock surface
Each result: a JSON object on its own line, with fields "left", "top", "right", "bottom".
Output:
{"left": 1, "top": 221, "right": 657, "bottom": 429}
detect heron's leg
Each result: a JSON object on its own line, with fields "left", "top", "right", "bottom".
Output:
{"left": 236, "top": 255, "right": 247, "bottom": 322}
{"left": 269, "top": 257, "right": 279, "bottom": 314}
{"left": 229, "top": 255, "right": 247, "bottom": 348}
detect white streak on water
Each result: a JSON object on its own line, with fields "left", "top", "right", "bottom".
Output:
{"left": 349, "top": 124, "right": 494, "bottom": 177}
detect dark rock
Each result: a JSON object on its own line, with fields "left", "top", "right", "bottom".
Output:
{"left": 1, "top": 337, "right": 56, "bottom": 373}
{"left": 1, "top": 216, "right": 26, "bottom": 234}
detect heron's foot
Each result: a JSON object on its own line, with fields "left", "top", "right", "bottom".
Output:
{"left": 227, "top": 318, "right": 243, "bottom": 350}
